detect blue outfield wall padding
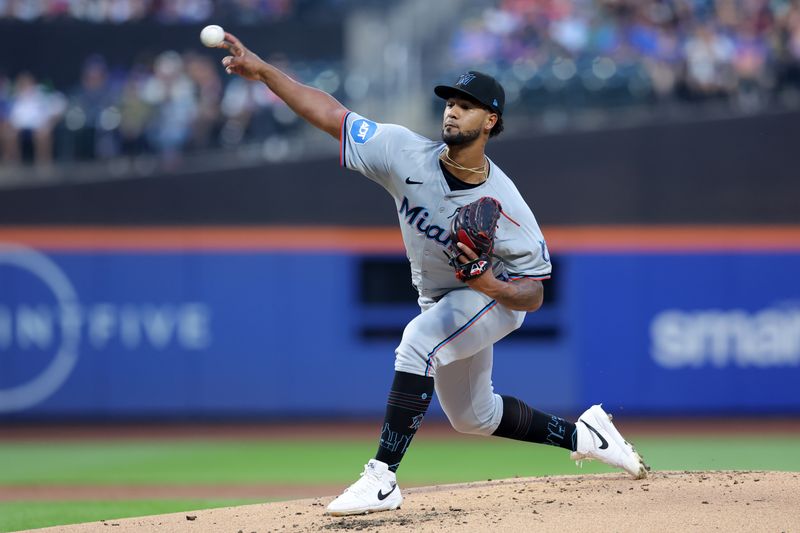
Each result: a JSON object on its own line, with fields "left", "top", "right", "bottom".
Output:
{"left": 0, "top": 248, "right": 798, "bottom": 418}
{"left": 569, "top": 253, "right": 800, "bottom": 413}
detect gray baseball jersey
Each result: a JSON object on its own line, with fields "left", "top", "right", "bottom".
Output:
{"left": 340, "top": 111, "right": 551, "bottom": 300}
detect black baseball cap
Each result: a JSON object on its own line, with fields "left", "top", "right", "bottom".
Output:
{"left": 434, "top": 71, "right": 505, "bottom": 115}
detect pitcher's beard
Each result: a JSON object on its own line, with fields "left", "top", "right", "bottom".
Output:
{"left": 442, "top": 127, "right": 481, "bottom": 146}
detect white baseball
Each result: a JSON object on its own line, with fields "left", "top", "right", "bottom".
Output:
{"left": 200, "top": 25, "right": 225, "bottom": 48}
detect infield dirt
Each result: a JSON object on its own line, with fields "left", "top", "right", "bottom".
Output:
{"left": 27, "top": 470, "right": 800, "bottom": 532}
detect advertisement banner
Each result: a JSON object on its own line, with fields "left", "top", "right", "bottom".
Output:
{"left": 0, "top": 245, "right": 573, "bottom": 417}
{"left": 572, "top": 253, "right": 800, "bottom": 412}
{"left": 0, "top": 246, "right": 381, "bottom": 416}
{"left": 2, "top": 234, "right": 799, "bottom": 417}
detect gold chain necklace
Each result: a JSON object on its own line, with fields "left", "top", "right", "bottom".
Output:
{"left": 441, "top": 147, "right": 488, "bottom": 178}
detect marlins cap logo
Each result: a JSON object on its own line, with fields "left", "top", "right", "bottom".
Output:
{"left": 457, "top": 73, "right": 477, "bottom": 87}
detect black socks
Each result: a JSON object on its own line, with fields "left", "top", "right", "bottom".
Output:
{"left": 375, "top": 378, "right": 576, "bottom": 472}
{"left": 492, "top": 395, "right": 577, "bottom": 451}
{"left": 374, "top": 371, "right": 434, "bottom": 472}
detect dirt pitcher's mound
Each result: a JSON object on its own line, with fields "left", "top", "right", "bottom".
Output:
{"left": 31, "top": 471, "right": 800, "bottom": 533}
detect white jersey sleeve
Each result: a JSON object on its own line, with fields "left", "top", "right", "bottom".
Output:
{"left": 339, "top": 111, "right": 429, "bottom": 196}
{"left": 495, "top": 207, "right": 552, "bottom": 281}
{"left": 487, "top": 177, "right": 552, "bottom": 281}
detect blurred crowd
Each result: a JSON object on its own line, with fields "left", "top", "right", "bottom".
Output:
{"left": 0, "top": 0, "right": 296, "bottom": 24}
{"left": 449, "top": 0, "right": 800, "bottom": 111}
{"left": 0, "top": 53, "right": 343, "bottom": 168}
{"left": 3, "top": 0, "right": 800, "bottom": 169}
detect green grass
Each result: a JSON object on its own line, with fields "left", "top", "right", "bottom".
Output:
{"left": 629, "top": 436, "right": 800, "bottom": 472}
{"left": 0, "top": 499, "right": 259, "bottom": 532}
{"left": 1, "top": 436, "right": 799, "bottom": 486}
{"left": 1, "top": 434, "right": 799, "bottom": 531}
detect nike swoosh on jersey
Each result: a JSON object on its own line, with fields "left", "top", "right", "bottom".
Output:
{"left": 405, "top": 177, "right": 423, "bottom": 185}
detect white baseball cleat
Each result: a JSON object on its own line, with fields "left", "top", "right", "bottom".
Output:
{"left": 326, "top": 459, "right": 403, "bottom": 516}
{"left": 571, "top": 404, "right": 650, "bottom": 479}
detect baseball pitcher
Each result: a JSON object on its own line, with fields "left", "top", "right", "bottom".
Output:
{"left": 216, "top": 32, "right": 649, "bottom": 516}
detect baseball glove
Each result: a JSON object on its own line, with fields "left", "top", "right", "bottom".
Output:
{"left": 448, "top": 196, "right": 502, "bottom": 282}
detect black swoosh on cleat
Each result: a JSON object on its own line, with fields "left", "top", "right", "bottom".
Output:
{"left": 405, "top": 177, "right": 423, "bottom": 185}
{"left": 580, "top": 420, "right": 609, "bottom": 450}
{"left": 377, "top": 483, "right": 397, "bottom": 501}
